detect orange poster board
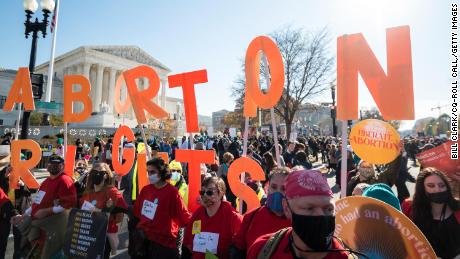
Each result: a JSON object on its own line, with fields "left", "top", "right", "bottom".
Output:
{"left": 335, "top": 196, "right": 436, "bottom": 258}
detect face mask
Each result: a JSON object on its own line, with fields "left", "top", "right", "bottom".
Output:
{"left": 171, "top": 172, "right": 181, "bottom": 182}
{"left": 48, "top": 165, "right": 62, "bottom": 175}
{"left": 92, "top": 172, "right": 105, "bottom": 186}
{"left": 76, "top": 167, "right": 86, "bottom": 174}
{"left": 427, "top": 191, "right": 450, "bottom": 204}
{"left": 359, "top": 167, "right": 375, "bottom": 180}
{"left": 289, "top": 205, "right": 335, "bottom": 251}
{"left": 149, "top": 174, "right": 160, "bottom": 184}
{"left": 266, "top": 192, "right": 284, "bottom": 214}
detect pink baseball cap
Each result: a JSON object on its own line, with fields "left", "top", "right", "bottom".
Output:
{"left": 284, "top": 169, "right": 332, "bottom": 199}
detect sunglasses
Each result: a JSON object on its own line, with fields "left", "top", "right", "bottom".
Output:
{"left": 91, "top": 170, "right": 106, "bottom": 175}
{"left": 199, "top": 189, "right": 217, "bottom": 196}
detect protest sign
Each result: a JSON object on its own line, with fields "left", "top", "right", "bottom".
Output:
{"left": 349, "top": 119, "right": 401, "bottom": 164}
{"left": 335, "top": 196, "right": 436, "bottom": 258}
{"left": 64, "top": 209, "right": 108, "bottom": 259}
{"left": 416, "top": 141, "right": 460, "bottom": 177}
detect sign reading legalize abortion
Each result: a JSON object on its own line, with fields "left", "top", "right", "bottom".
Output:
{"left": 349, "top": 119, "right": 401, "bottom": 164}
{"left": 3, "top": 25, "right": 415, "bottom": 213}
{"left": 335, "top": 196, "right": 436, "bottom": 258}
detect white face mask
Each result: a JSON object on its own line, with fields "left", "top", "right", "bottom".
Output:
{"left": 171, "top": 172, "right": 181, "bottom": 182}
{"left": 149, "top": 174, "right": 160, "bottom": 184}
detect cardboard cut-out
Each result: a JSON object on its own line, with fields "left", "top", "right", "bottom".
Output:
{"left": 123, "top": 65, "right": 168, "bottom": 124}
{"left": 349, "top": 119, "right": 401, "bottom": 164}
{"left": 168, "top": 70, "right": 208, "bottom": 132}
{"left": 64, "top": 145, "right": 76, "bottom": 177}
{"left": 337, "top": 26, "right": 414, "bottom": 120}
{"left": 2, "top": 67, "right": 35, "bottom": 112}
{"left": 243, "top": 36, "right": 284, "bottom": 117}
{"left": 63, "top": 75, "right": 92, "bottom": 123}
{"left": 175, "top": 150, "right": 215, "bottom": 212}
{"left": 157, "top": 152, "right": 169, "bottom": 163}
{"left": 227, "top": 157, "right": 265, "bottom": 214}
{"left": 335, "top": 196, "right": 436, "bottom": 258}
{"left": 111, "top": 125, "right": 135, "bottom": 176}
{"left": 113, "top": 73, "right": 131, "bottom": 114}
{"left": 10, "top": 140, "right": 40, "bottom": 189}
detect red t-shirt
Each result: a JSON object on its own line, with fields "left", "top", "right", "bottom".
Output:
{"left": 31, "top": 173, "right": 77, "bottom": 218}
{"left": 247, "top": 228, "right": 349, "bottom": 259}
{"left": 79, "top": 186, "right": 128, "bottom": 233}
{"left": 133, "top": 183, "right": 191, "bottom": 248}
{"left": 184, "top": 201, "right": 242, "bottom": 259}
{"left": 233, "top": 206, "right": 290, "bottom": 251}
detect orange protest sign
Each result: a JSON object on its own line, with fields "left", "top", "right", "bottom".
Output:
{"left": 168, "top": 70, "right": 208, "bottom": 132}
{"left": 2, "top": 67, "right": 35, "bottom": 112}
{"left": 337, "top": 26, "right": 414, "bottom": 120}
{"left": 157, "top": 152, "right": 169, "bottom": 163}
{"left": 111, "top": 125, "right": 135, "bottom": 176}
{"left": 416, "top": 141, "right": 460, "bottom": 177}
{"left": 63, "top": 75, "right": 92, "bottom": 123}
{"left": 175, "top": 150, "right": 215, "bottom": 212}
{"left": 64, "top": 145, "right": 76, "bottom": 177}
{"left": 349, "top": 119, "right": 400, "bottom": 164}
{"left": 137, "top": 153, "right": 149, "bottom": 192}
{"left": 123, "top": 65, "right": 168, "bottom": 124}
{"left": 10, "top": 140, "right": 40, "bottom": 189}
{"left": 243, "top": 36, "right": 284, "bottom": 117}
{"left": 227, "top": 157, "right": 265, "bottom": 214}
{"left": 335, "top": 196, "right": 436, "bottom": 258}
{"left": 113, "top": 73, "right": 131, "bottom": 114}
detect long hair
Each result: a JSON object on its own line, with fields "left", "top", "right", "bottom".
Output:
{"left": 412, "top": 167, "right": 459, "bottom": 230}
{"left": 85, "top": 162, "right": 114, "bottom": 193}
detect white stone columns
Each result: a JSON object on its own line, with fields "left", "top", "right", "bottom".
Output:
{"left": 94, "top": 64, "right": 104, "bottom": 112}
{"left": 108, "top": 68, "right": 117, "bottom": 114}
{"left": 161, "top": 79, "right": 167, "bottom": 109}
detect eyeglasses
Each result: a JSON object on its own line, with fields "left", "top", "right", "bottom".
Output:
{"left": 199, "top": 189, "right": 217, "bottom": 196}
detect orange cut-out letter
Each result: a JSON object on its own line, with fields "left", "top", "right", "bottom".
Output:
{"left": 112, "top": 125, "right": 135, "bottom": 176}
{"left": 114, "top": 73, "right": 131, "bottom": 115}
{"left": 337, "top": 26, "right": 414, "bottom": 120}
{"left": 175, "top": 150, "right": 215, "bottom": 212}
{"left": 63, "top": 75, "right": 92, "bottom": 123}
{"left": 137, "top": 153, "right": 148, "bottom": 192}
{"left": 10, "top": 140, "right": 40, "bottom": 189}
{"left": 168, "top": 70, "right": 207, "bottom": 132}
{"left": 3, "top": 67, "right": 35, "bottom": 112}
{"left": 157, "top": 152, "right": 169, "bottom": 163}
{"left": 123, "top": 66, "right": 168, "bottom": 124}
{"left": 227, "top": 157, "right": 265, "bottom": 214}
{"left": 64, "top": 145, "right": 76, "bottom": 177}
{"left": 243, "top": 36, "right": 284, "bottom": 117}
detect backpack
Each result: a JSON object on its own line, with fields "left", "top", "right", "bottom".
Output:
{"left": 257, "top": 228, "right": 289, "bottom": 259}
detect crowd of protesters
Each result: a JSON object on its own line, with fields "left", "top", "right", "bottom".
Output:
{"left": 0, "top": 131, "right": 459, "bottom": 259}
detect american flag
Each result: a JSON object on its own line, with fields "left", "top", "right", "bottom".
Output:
{"left": 50, "top": 0, "right": 58, "bottom": 33}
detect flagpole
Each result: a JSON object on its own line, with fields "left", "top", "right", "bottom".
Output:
{"left": 45, "top": 0, "right": 60, "bottom": 102}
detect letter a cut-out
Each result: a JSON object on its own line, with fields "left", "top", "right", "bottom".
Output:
{"left": 3, "top": 67, "right": 35, "bottom": 112}
{"left": 337, "top": 26, "right": 414, "bottom": 120}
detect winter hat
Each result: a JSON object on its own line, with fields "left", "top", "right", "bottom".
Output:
{"left": 363, "top": 183, "right": 401, "bottom": 211}
{"left": 284, "top": 169, "right": 332, "bottom": 199}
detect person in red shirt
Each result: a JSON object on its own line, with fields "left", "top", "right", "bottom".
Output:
{"left": 0, "top": 187, "right": 18, "bottom": 259}
{"left": 231, "top": 167, "right": 291, "bottom": 258}
{"left": 247, "top": 169, "right": 351, "bottom": 259}
{"left": 132, "top": 157, "right": 191, "bottom": 258}
{"left": 11, "top": 155, "right": 77, "bottom": 258}
{"left": 79, "top": 162, "right": 128, "bottom": 259}
{"left": 183, "top": 176, "right": 242, "bottom": 259}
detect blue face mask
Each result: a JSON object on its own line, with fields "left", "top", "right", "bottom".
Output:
{"left": 266, "top": 192, "right": 284, "bottom": 214}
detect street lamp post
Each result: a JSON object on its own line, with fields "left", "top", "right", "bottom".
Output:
{"left": 20, "top": 0, "right": 55, "bottom": 140}
{"left": 330, "top": 84, "right": 337, "bottom": 137}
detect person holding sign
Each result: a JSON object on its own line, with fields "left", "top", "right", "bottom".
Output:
{"left": 402, "top": 167, "right": 460, "bottom": 259}
{"left": 11, "top": 155, "right": 77, "bottom": 259}
{"left": 183, "top": 176, "right": 242, "bottom": 259}
{"left": 247, "top": 169, "right": 351, "bottom": 259}
{"left": 231, "top": 167, "right": 291, "bottom": 258}
{"left": 79, "top": 162, "right": 128, "bottom": 258}
{"left": 132, "top": 158, "right": 191, "bottom": 258}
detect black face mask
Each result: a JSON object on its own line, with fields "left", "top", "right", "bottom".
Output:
{"left": 290, "top": 207, "right": 335, "bottom": 251}
{"left": 426, "top": 191, "right": 450, "bottom": 204}
{"left": 91, "top": 172, "right": 105, "bottom": 186}
{"left": 48, "top": 165, "right": 62, "bottom": 175}
{"left": 76, "top": 167, "right": 86, "bottom": 174}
